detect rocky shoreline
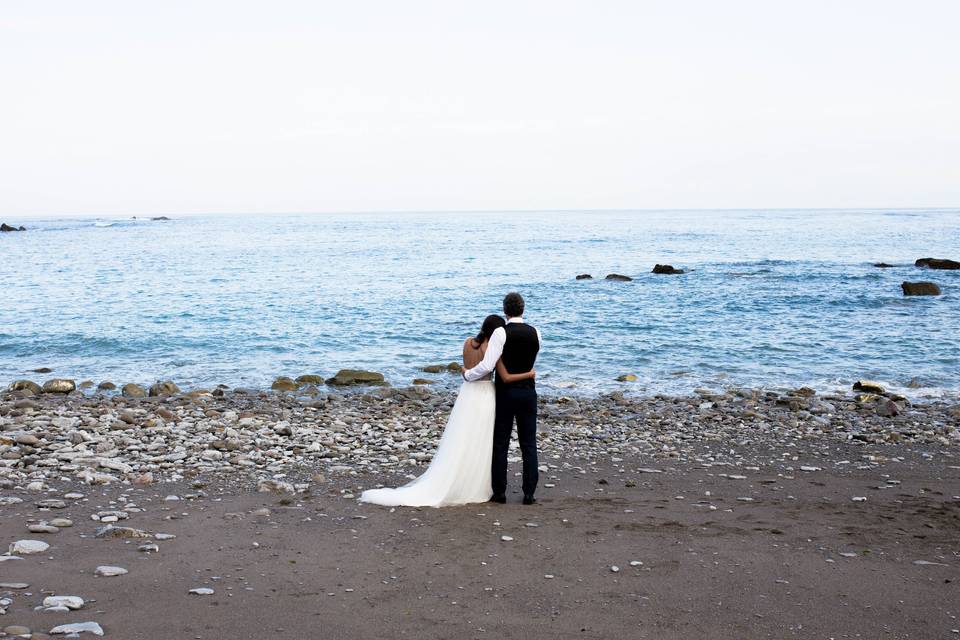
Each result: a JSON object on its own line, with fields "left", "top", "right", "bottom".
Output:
{"left": 2, "top": 377, "right": 958, "bottom": 490}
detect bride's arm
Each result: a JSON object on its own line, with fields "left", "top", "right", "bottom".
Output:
{"left": 496, "top": 359, "right": 536, "bottom": 383}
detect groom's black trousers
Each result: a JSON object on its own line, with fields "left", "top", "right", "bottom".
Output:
{"left": 492, "top": 386, "right": 538, "bottom": 498}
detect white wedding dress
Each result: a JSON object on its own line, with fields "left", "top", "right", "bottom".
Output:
{"left": 360, "top": 379, "right": 495, "bottom": 507}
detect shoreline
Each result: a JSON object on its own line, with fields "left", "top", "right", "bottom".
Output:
{"left": 2, "top": 380, "right": 958, "bottom": 489}
{"left": 1, "top": 383, "right": 958, "bottom": 638}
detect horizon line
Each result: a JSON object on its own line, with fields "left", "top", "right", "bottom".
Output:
{"left": 5, "top": 206, "right": 960, "bottom": 220}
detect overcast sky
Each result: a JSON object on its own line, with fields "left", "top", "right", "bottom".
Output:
{"left": 1, "top": 1, "right": 958, "bottom": 216}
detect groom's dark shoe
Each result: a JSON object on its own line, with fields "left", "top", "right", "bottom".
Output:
{"left": 522, "top": 495, "right": 537, "bottom": 505}
{"left": 489, "top": 494, "right": 506, "bottom": 504}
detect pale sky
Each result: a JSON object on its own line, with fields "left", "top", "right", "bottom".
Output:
{"left": 1, "top": 1, "right": 958, "bottom": 216}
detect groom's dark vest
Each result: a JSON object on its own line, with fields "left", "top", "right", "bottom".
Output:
{"left": 496, "top": 322, "right": 540, "bottom": 390}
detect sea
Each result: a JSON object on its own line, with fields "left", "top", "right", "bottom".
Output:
{"left": 1, "top": 209, "right": 958, "bottom": 399}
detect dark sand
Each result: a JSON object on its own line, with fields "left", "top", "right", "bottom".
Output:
{"left": 2, "top": 444, "right": 959, "bottom": 639}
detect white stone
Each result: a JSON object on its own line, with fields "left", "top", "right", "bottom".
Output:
{"left": 94, "top": 565, "right": 128, "bottom": 577}
{"left": 189, "top": 587, "right": 214, "bottom": 595}
{"left": 500, "top": 536, "right": 513, "bottom": 542}
{"left": 9, "top": 539, "right": 49, "bottom": 555}
{"left": 43, "top": 595, "right": 85, "bottom": 610}
{"left": 49, "top": 621, "right": 104, "bottom": 636}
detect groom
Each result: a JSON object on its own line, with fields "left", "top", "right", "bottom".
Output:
{"left": 462, "top": 292, "right": 541, "bottom": 505}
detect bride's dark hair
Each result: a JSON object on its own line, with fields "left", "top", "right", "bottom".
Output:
{"left": 473, "top": 314, "right": 505, "bottom": 348}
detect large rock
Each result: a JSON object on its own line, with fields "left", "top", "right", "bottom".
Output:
{"left": 605, "top": 274, "right": 632, "bottom": 282}
{"left": 422, "top": 363, "right": 462, "bottom": 374}
{"left": 852, "top": 380, "right": 886, "bottom": 394}
{"left": 42, "top": 379, "right": 76, "bottom": 394}
{"left": 1, "top": 223, "right": 25, "bottom": 232}
{"left": 652, "top": 264, "right": 684, "bottom": 274}
{"left": 575, "top": 274, "right": 593, "bottom": 280}
{"left": 9, "top": 380, "right": 42, "bottom": 395}
{"left": 148, "top": 380, "right": 180, "bottom": 396}
{"left": 295, "top": 374, "right": 325, "bottom": 386}
{"left": 271, "top": 376, "right": 298, "bottom": 392}
{"left": 121, "top": 383, "right": 147, "bottom": 398}
{"left": 915, "top": 257, "right": 960, "bottom": 270}
{"left": 97, "top": 381, "right": 117, "bottom": 390}
{"left": 901, "top": 281, "right": 941, "bottom": 296}
{"left": 326, "top": 369, "right": 387, "bottom": 386}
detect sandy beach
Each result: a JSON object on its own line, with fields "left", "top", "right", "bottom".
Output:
{"left": 1, "top": 383, "right": 959, "bottom": 639}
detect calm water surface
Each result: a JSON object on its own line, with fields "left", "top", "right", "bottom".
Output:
{"left": 1, "top": 209, "right": 958, "bottom": 398}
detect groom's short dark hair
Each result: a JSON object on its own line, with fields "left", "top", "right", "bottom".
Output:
{"left": 503, "top": 292, "right": 524, "bottom": 318}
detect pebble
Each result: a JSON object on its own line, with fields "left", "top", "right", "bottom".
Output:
{"left": 27, "top": 524, "right": 59, "bottom": 534}
{"left": 49, "top": 621, "right": 104, "bottom": 636}
{"left": 610, "top": 565, "right": 620, "bottom": 573}
{"left": 629, "top": 560, "right": 643, "bottom": 567}
{"left": 49, "top": 518, "right": 73, "bottom": 528}
{"left": 43, "top": 596, "right": 84, "bottom": 610}
{"left": 35, "top": 499, "right": 67, "bottom": 510}
{"left": 500, "top": 536, "right": 513, "bottom": 542}
{"left": 94, "top": 565, "right": 128, "bottom": 577}
{"left": 189, "top": 588, "right": 215, "bottom": 595}
{"left": 138, "top": 543, "right": 160, "bottom": 553}
{"left": 8, "top": 539, "right": 50, "bottom": 555}
{"left": 0, "top": 583, "right": 29, "bottom": 589}
{"left": 154, "top": 533, "right": 176, "bottom": 540}
{"left": 95, "top": 525, "right": 149, "bottom": 539}
{"left": 851, "top": 496, "right": 867, "bottom": 502}
{"left": 4, "top": 626, "right": 32, "bottom": 637}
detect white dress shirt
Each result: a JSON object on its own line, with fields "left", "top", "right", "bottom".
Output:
{"left": 463, "top": 317, "right": 541, "bottom": 382}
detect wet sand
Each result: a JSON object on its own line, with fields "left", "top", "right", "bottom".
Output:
{"left": 2, "top": 441, "right": 958, "bottom": 639}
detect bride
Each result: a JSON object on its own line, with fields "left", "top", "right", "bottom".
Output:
{"left": 360, "top": 315, "right": 535, "bottom": 507}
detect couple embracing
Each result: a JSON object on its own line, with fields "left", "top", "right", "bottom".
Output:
{"left": 361, "top": 292, "right": 541, "bottom": 507}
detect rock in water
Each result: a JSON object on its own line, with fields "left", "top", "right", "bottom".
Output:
{"left": 412, "top": 378, "right": 435, "bottom": 385}
{"left": 41, "top": 379, "right": 76, "bottom": 394}
{"left": 49, "top": 621, "right": 104, "bottom": 636}
{"left": 326, "top": 369, "right": 387, "bottom": 386}
{"left": 901, "top": 281, "right": 941, "bottom": 296}
{"left": 873, "top": 262, "right": 895, "bottom": 268}
{"left": 1, "top": 223, "right": 24, "bottom": 232}
{"left": 121, "top": 383, "right": 147, "bottom": 398}
{"left": 852, "top": 380, "right": 886, "bottom": 394}
{"left": 915, "top": 257, "right": 960, "bottom": 270}
{"left": 605, "top": 274, "right": 632, "bottom": 281}
{"left": 616, "top": 374, "right": 637, "bottom": 382}
{"left": 97, "top": 381, "right": 117, "bottom": 390}
{"left": 271, "top": 376, "right": 298, "bottom": 392}
{"left": 8, "top": 380, "right": 42, "bottom": 395}
{"left": 652, "top": 264, "right": 684, "bottom": 274}
{"left": 148, "top": 380, "right": 180, "bottom": 396}
{"left": 575, "top": 274, "right": 593, "bottom": 280}
{"left": 295, "top": 374, "right": 325, "bottom": 385}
